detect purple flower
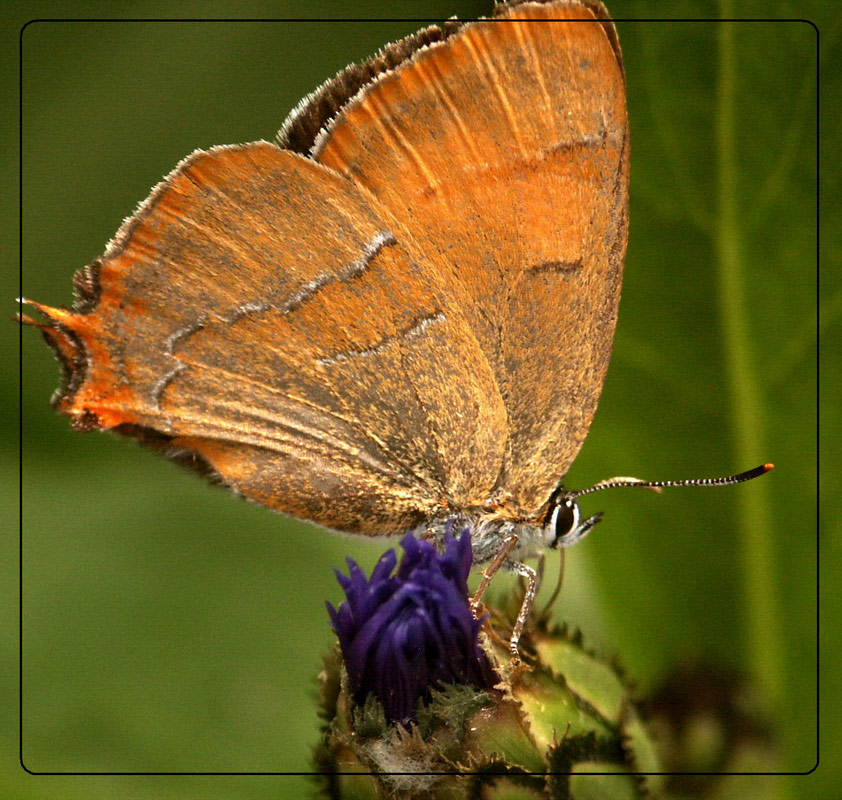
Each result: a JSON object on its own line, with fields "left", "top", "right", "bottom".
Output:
{"left": 327, "top": 531, "right": 498, "bottom": 723}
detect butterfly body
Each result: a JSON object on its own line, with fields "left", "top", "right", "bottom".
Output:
{"left": 412, "top": 503, "right": 533, "bottom": 554}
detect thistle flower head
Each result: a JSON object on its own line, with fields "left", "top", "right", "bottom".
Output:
{"left": 327, "top": 531, "right": 497, "bottom": 723}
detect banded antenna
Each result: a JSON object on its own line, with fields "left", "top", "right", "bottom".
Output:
{"left": 569, "top": 463, "right": 774, "bottom": 499}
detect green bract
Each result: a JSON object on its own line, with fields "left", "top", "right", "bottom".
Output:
{"left": 314, "top": 617, "right": 664, "bottom": 800}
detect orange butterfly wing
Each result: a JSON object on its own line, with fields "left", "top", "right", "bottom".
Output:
{"left": 314, "top": 1, "right": 628, "bottom": 512}
{"left": 26, "top": 1, "right": 627, "bottom": 531}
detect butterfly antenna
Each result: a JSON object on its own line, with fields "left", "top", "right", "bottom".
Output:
{"left": 570, "top": 463, "right": 774, "bottom": 499}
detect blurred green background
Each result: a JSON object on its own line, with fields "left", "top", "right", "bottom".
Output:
{"left": 3, "top": 0, "right": 833, "bottom": 798}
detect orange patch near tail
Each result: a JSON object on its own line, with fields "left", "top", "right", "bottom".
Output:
{"left": 20, "top": 299, "right": 139, "bottom": 429}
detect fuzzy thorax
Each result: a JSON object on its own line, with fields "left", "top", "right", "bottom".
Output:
{"left": 413, "top": 511, "right": 551, "bottom": 567}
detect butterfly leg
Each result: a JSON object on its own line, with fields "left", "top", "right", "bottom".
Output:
{"left": 471, "top": 533, "right": 519, "bottom": 616}
{"left": 509, "top": 560, "right": 538, "bottom": 661}
{"left": 534, "top": 551, "right": 546, "bottom": 595}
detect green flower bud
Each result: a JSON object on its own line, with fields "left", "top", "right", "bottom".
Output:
{"left": 315, "top": 613, "right": 663, "bottom": 799}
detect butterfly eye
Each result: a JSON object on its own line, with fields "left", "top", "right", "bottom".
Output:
{"left": 546, "top": 498, "right": 580, "bottom": 547}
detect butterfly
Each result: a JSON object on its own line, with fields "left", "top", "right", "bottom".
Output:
{"left": 21, "top": 0, "right": 769, "bottom": 655}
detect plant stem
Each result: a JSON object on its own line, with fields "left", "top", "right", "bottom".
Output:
{"left": 715, "top": 0, "right": 785, "bottom": 725}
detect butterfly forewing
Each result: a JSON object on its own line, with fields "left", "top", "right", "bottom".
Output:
{"left": 315, "top": 1, "right": 628, "bottom": 512}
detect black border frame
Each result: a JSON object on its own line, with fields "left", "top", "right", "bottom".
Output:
{"left": 18, "top": 10, "right": 820, "bottom": 781}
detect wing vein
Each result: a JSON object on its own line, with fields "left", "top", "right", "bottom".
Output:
{"left": 461, "top": 31, "right": 528, "bottom": 159}
{"left": 362, "top": 92, "right": 442, "bottom": 192}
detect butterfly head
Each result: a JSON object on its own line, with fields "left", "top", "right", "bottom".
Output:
{"left": 542, "top": 493, "right": 604, "bottom": 550}
{"left": 540, "top": 462, "right": 774, "bottom": 551}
